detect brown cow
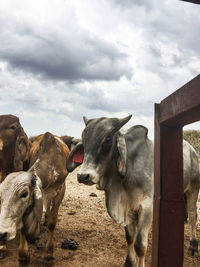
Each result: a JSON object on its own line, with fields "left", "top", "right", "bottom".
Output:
{"left": 0, "top": 132, "right": 70, "bottom": 263}
{"left": 30, "top": 135, "right": 80, "bottom": 151}
{"left": 0, "top": 114, "right": 30, "bottom": 183}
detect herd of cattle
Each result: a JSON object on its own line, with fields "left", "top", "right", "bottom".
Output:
{"left": 0, "top": 114, "right": 199, "bottom": 267}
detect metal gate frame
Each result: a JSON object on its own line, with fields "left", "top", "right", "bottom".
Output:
{"left": 180, "top": 0, "right": 200, "bottom": 4}
{"left": 151, "top": 74, "right": 200, "bottom": 267}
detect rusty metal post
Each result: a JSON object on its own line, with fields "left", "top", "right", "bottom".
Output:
{"left": 152, "top": 104, "right": 184, "bottom": 267}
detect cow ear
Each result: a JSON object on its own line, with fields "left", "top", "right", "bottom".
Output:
{"left": 115, "top": 132, "right": 127, "bottom": 179}
{"left": 116, "top": 115, "right": 132, "bottom": 130}
{"left": 14, "top": 133, "right": 30, "bottom": 171}
{"left": 23, "top": 172, "right": 43, "bottom": 243}
{"left": 66, "top": 143, "right": 84, "bottom": 172}
{"left": 14, "top": 137, "right": 30, "bottom": 171}
{"left": 14, "top": 137, "right": 24, "bottom": 171}
{"left": 18, "top": 136, "right": 30, "bottom": 162}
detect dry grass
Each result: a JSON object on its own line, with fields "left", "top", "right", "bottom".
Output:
{"left": 184, "top": 130, "right": 200, "bottom": 156}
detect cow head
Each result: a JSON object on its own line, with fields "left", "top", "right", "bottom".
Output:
{"left": 0, "top": 115, "right": 30, "bottom": 178}
{"left": 0, "top": 171, "right": 43, "bottom": 242}
{"left": 60, "top": 135, "right": 81, "bottom": 150}
{"left": 66, "top": 115, "right": 132, "bottom": 189}
{"left": 0, "top": 115, "right": 19, "bottom": 150}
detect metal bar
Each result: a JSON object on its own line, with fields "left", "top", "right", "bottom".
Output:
{"left": 152, "top": 104, "right": 184, "bottom": 267}
{"left": 159, "top": 74, "right": 200, "bottom": 126}
{"left": 159, "top": 124, "right": 184, "bottom": 267}
{"left": 151, "top": 104, "right": 161, "bottom": 267}
{"left": 180, "top": 0, "right": 200, "bottom": 4}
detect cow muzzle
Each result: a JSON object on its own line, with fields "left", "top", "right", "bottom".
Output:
{"left": 0, "top": 218, "right": 17, "bottom": 241}
{"left": 0, "top": 232, "right": 7, "bottom": 241}
{"left": 77, "top": 173, "right": 94, "bottom": 185}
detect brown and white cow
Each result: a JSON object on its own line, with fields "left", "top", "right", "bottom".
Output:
{"left": 0, "top": 132, "right": 70, "bottom": 264}
{"left": 0, "top": 114, "right": 30, "bottom": 183}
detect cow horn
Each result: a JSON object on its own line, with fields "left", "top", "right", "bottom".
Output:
{"left": 118, "top": 115, "right": 132, "bottom": 128}
{"left": 83, "top": 116, "right": 89, "bottom": 125}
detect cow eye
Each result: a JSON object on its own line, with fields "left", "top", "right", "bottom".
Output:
{"left": 20, "top": 191, "right": 28, "bottom": 198}
{"left": 9, "top": 125, "right": 16, "bottom": 130}
{"left": 101, "top": 136, "right": 112, "bottom": 154}
{"left": 104, "top": 137, "right": 111, "bottom": 144}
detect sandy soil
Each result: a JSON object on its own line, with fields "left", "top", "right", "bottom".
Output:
{"left": 1, "top": 168, "right": 200, "bottom": 267}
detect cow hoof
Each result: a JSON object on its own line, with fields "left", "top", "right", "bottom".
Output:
{"left": 44, "top": 247, "right": 54, "bottom": 261}
{"left": 19, "top": 252, "right": 30, "bottom": 265}
{"left": 124, "top": 256, "right": 134, "bottom": 267}
{"left": 36, "top": 243, "right": 45, "bottom": 250}
{"left": 19, "top": 257, "right": 30, "bottom": 266}
{"left": 44, "top": 255, "right": 54, "bottom": 261}
{"left": 189, "top": 239, "right": 198, "bottom": 256}
{"left": 0, "top": 249, "right": 6, "bottom": 259}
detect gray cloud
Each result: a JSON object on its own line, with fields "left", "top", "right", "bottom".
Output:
{"left": 0, "top": 0, "right": 199, "bottom": 139}
{"left": 113, "top": 0, "right": 152, "bottom": 9}
{"left": 0, "top": 13, "right": 132, "bottom": 82}
{"left": 111, "top": 0, "right": 200, "bottom": 81}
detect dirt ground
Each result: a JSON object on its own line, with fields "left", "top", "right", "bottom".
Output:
{"left": 1, "top": 167, "right": 200, "bottom": 267}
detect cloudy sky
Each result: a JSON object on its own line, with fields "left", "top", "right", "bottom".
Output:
{"left": 0, "top": 0, "right": 199, "bottom": 139}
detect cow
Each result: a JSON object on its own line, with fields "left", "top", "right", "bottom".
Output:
{"left": 0, "top": 132, "right": 70, "bottom": 264}
{"left": 67, "top": 115, "right": 153, "bottom": 267}
{"left": 66, "top": 115, "right": 200, "bottom": 267}
{"left": 0, "top": 114, "right": 30, "bottom": 183}
{"left": 183, "top": 140, "right": 200, "bottom": 255}
{"left": 60, "top": 135, "right": 81, "bottom": 150}
{"left": 30, "top": 135, "right": 80, "bottom": 151}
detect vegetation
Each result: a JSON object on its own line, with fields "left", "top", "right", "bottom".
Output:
{"left": 183, "top": 130, "right": 200, "bottom": 156}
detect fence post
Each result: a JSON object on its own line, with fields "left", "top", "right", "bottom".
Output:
{"left": 152, "top": 104, "right": 184, "bottom": 267}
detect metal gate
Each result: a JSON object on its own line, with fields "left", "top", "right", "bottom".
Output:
{"left": 152, "top": 74, "right": 200, "bottom": 266}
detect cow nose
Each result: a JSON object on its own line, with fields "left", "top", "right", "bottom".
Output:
{"left": 0, "top": 232, "right": 7, "bottom": 241}
{"left": 77, "top": 173, "right": 90, "bottom": 183}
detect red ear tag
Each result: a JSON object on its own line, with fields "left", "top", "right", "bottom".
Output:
{"left": 72, "top": 147, "right": 84, "bottom": 163}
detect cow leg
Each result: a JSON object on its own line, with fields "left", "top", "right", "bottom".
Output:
{"left": 124, "top": 222, "right": 138, "bottom": 267}
{"left": 44, "top": 200, "right": 51, "bottom": 226}
{"left": 0, "top": 241, "right": 7, "bottom": 259}
{"left": 44, "top": 185, "right": 65, "bottom": 260}
{"left": 186, "top": 190, "right": 199, "bottom": 255}
{"left": 18, "top": 230, "right": 30, "bottom": 265}
{"left": 184, "top": 194, "right": 188, "bottom": 223}
{"left": 134, "top": 205, "right": 152, "bottom": 267}
{"left": 0, "top": 171, "right": 7, "bottom": 259}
